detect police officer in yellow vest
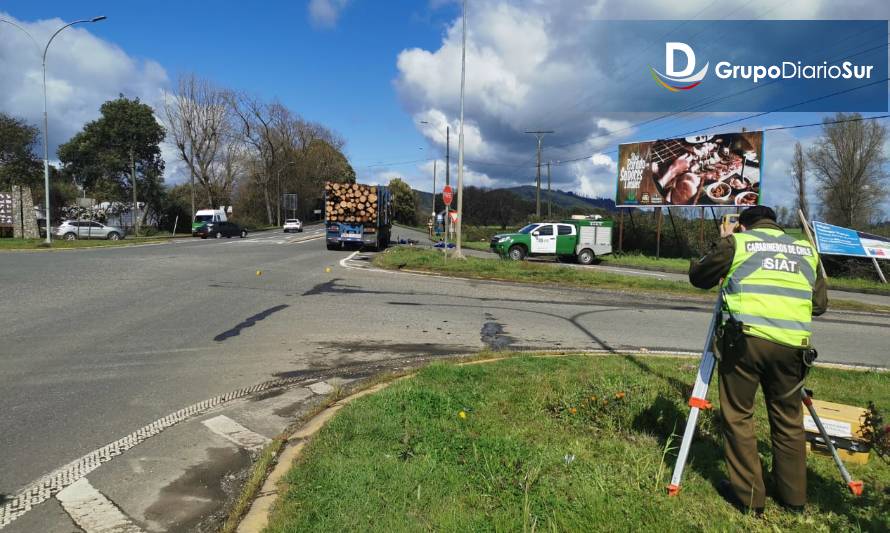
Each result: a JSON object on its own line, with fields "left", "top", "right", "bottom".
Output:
{"left": 689, "top": 205, "right": 828, "bottom": 515}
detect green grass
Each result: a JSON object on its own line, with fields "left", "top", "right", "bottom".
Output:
{"left": 601, "top": 253, "right": 691, "bottom": 273}
{"left": 375, "top": 246, "right": 710, "bottom": 297}
{"left": 266, "top": 354, "right": 890, "bottom": 532}
{"left": 0, "top": 237, "right": 171, "bottom": 250}
{"left": 601, "top": 253, "right": 890, "bottom": 296}
{"left": 221, "top": 437, "right": 285, "bottom": 533}
{"left": 462, "top": 241, "right": 493, "bottom": 252}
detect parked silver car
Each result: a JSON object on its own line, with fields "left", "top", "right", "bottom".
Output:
{"left": 53, "top": 220, "right": 126, "bottom": 241}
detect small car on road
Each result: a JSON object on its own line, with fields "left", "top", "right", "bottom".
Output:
{"left": 193, "top": 221, "right": 247, "bottom": 239}
{"left": 283, "top": 219, "right": 303, "bottom": 233}
{"left": 54, "top": 220, "right": 126, "bottom": 241}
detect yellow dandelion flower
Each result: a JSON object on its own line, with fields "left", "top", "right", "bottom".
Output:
{"left": 615, "top": 392, "right": 626, "bottom": 400}
{"left": 569, "top": 407, "right": 577, "bottom": 415}
{"left": 458, "top": 410, "right": 467, "bottom": 419}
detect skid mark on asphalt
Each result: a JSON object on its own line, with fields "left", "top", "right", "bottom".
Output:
{"left": 213, "top": 304, "right": 289, "bottom": 342}
{"left": 202, "top": 416, "right": 271, "bottom": 452}
{"left": 56, "top": 478, "right": 144, "bottom": 533}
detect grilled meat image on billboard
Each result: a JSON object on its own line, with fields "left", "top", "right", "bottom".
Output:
{"left": 616, "top": 131, "right": 764, "bottom": 207}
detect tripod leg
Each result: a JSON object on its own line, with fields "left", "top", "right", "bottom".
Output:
{"left": 801, "top": 389, "right": 863, "bottom": 496}
{"left": 668, "top": 296, "right": 722, "bottom": 495}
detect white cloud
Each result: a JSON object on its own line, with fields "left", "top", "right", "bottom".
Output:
{"left": 396, "top": 0, "right": 890, "bottom": 205}
{"left": 308, "top": 0, "right": 350, "bottom": 29}
{"left": 0, "top": 13, "right": 169, "bottom": 175}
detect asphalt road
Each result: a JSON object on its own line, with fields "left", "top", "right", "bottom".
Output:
{"left": 1, "top": 225, "right": 888, "bottom": 530}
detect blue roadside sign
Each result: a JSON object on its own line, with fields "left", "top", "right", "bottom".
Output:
{"left": 812, "top": 221, "right": 890, "bottom": 260}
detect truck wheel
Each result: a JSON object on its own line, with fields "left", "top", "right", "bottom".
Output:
{"left": 326, "top": 243, "right": 340, "bottom": 251}
{"left": 507, "top": 244, "right": 526, "bottom": 261}
{"left": 577, "top": 249, "right": 595, "bottom": 265}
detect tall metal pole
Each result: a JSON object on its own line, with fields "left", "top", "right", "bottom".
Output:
{"left": 2, "top": 16, "right": 107, "bottom": 244}
{"left": 547, "top": 161, "right": 552, "bottom": 219}
{"left": 454, "top": 0, "right": 468, "bottom": 259}
{"left": 432, "top": 160, "right": 437, "bottom": 223}
{"left": 42, "top": 59, "right": 51, "bottom": 243}
{"left": 445, "top": 125, "right": 450, "bottom": 187}
{"left": 525, "top": 130, "right": 553, "bottom": 219}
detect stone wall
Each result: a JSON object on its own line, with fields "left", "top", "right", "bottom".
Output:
{"left": 12, "top": 185, "right": 39, "bottom": 239}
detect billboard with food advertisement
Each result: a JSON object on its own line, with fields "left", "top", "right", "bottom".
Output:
{"left": 616, "top": 131, "right": 764, "bottom": 207}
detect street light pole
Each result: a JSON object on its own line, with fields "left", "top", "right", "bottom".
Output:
{"left": 454, "top": 0, "right": 468, "bottom": 259}
{"left": 2, "top": 15, "right": 107, "bottom": 244}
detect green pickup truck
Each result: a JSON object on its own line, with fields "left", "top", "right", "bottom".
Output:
{"left": 490, "top": 217, "right": 613, "bottom": 264}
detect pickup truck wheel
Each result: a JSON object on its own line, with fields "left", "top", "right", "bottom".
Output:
{"left": 508, "top": 244, "right": 526, "bottom": 261}
{"left": 241, "top": 230, "right": 247, "bottom": 238}
{"left": 215, "top": 231, "right": 222, "bottom": 239}
{"left": 577, "top": 249, "right": 595, "bottom": 265}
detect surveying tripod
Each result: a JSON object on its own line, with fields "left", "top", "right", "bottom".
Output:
{"left": 667, "top": 293, "right": 864, "bottom": 497}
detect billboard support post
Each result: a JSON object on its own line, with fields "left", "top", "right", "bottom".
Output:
{"left": 667, "top": 207, "right": 683, "bottom": 255}
{"left": 798, "top": 209, "right": 828, "bottom": 279}
{"left": 618, "top": 209, "right": 624, "bottom": 253}
{"left": 872, "top": 258, "right": 888, "bottom": 283}
{"left": 655, "top": 207, "right": 663, "bottom": 260}
{"left": 699, "top": 207, "right": 705, "bottom": 251}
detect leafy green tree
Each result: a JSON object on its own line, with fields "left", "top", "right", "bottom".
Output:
{"left": 388, "top": 177, "right": 416, "bottom": 225}
{"left": 58, "top": 96, "right": 166, "bottom": 232}
{"left": 0, "top": 112, "right": 42, "bottom": 189}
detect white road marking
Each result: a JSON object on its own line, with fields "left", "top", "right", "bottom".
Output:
{"left": 202, "top": 415, "right": 271, "bottom": 452}
{"left": 308, "top": 381, "right": 334, "bottom": 395}
{"left": 56, "top": 478, "right": 144, "bottom": 533}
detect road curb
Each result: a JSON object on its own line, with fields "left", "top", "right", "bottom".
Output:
{"left": 235, "top": 382, "right": 394, "bottom": 533}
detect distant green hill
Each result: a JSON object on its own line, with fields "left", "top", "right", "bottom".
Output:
{"left": 414, "top": 186, "right": 614, "bottom": 214}
{"left": 506, "top": 186, "right": 616, "bottom": 212}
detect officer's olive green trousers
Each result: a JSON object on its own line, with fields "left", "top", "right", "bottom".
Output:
{"left": 718, "top": 335, "right": 807, "bottom": 509}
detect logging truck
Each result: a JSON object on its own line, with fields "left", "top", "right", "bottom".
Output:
{"left": 324, "top": 181, "right": 392, "bottom": 251}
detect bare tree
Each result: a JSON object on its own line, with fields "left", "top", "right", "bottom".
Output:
{"left": 808, "top": 112, "right": 888, "bottom": 228}
{"left": 228, "top": 94, "right": 290, "bottom": 224}
{"left": 163, "top": 74, "right": 231, "bottom": 212}
{"left": 790, "top": 141, "right": 809, "bottom": 222}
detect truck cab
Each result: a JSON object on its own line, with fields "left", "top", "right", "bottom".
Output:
{"left": 490, "top": 216, "right": 613, "bottom": 265}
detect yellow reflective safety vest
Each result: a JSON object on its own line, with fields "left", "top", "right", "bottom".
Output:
{"left": 720, "top": 228, "right": 819, "bottom": 348}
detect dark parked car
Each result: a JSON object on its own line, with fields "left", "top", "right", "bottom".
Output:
{"left": 194, "top": 221, "right": 247, "bottom": 239}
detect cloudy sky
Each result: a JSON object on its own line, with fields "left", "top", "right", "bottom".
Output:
{"left": 1, "top": 0, "right": 889, "bottom": 211}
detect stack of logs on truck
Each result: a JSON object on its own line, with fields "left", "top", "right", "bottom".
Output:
{"left": 324, "top": 181, "right": 392, "bottom": 251}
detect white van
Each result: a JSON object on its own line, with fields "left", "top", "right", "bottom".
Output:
{"left": 192, "top": 209, "right": 228, "bottom": 232}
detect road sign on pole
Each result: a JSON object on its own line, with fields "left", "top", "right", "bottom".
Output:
{"left": 443, "top": 185, "right": 453, "bottom": 207}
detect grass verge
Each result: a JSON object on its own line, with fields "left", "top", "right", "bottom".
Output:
{"left": 373, "top": 247, "right": 890, "bottom": 313}
{"left": 601, "top": 253, "right": 890, "bottom": 296}
{"left": 265, "top": 354, "right": 890, "bottom": 531}
{"left": 374, "top": 247, "right": 711, "bottom": 298}
{"left": 220, "top": 436, "right": 285, "bottom": 533}
{"left": 0, "top": 237, "right": 171, "bottom": 250}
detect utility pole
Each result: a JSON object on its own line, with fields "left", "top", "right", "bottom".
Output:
{"left": 454, "top": 0, "right": 468, "bottom": 259}
{"left": 189, "top": 143, "right": 195, "bottom": 228}
{"left": 547, "top": 161, "right": 552, "bottom": 219}
{"left": 131, "top": 148, "right": 139, "bottom": 237}
{"left": 525, "top": 130, "right": 553, "bottom": 218}
{"left": 445, "top": 125, "right": 450, "bottom": 187}
{"left": 432, "top": 159, "right": 437, "bottom": 223}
